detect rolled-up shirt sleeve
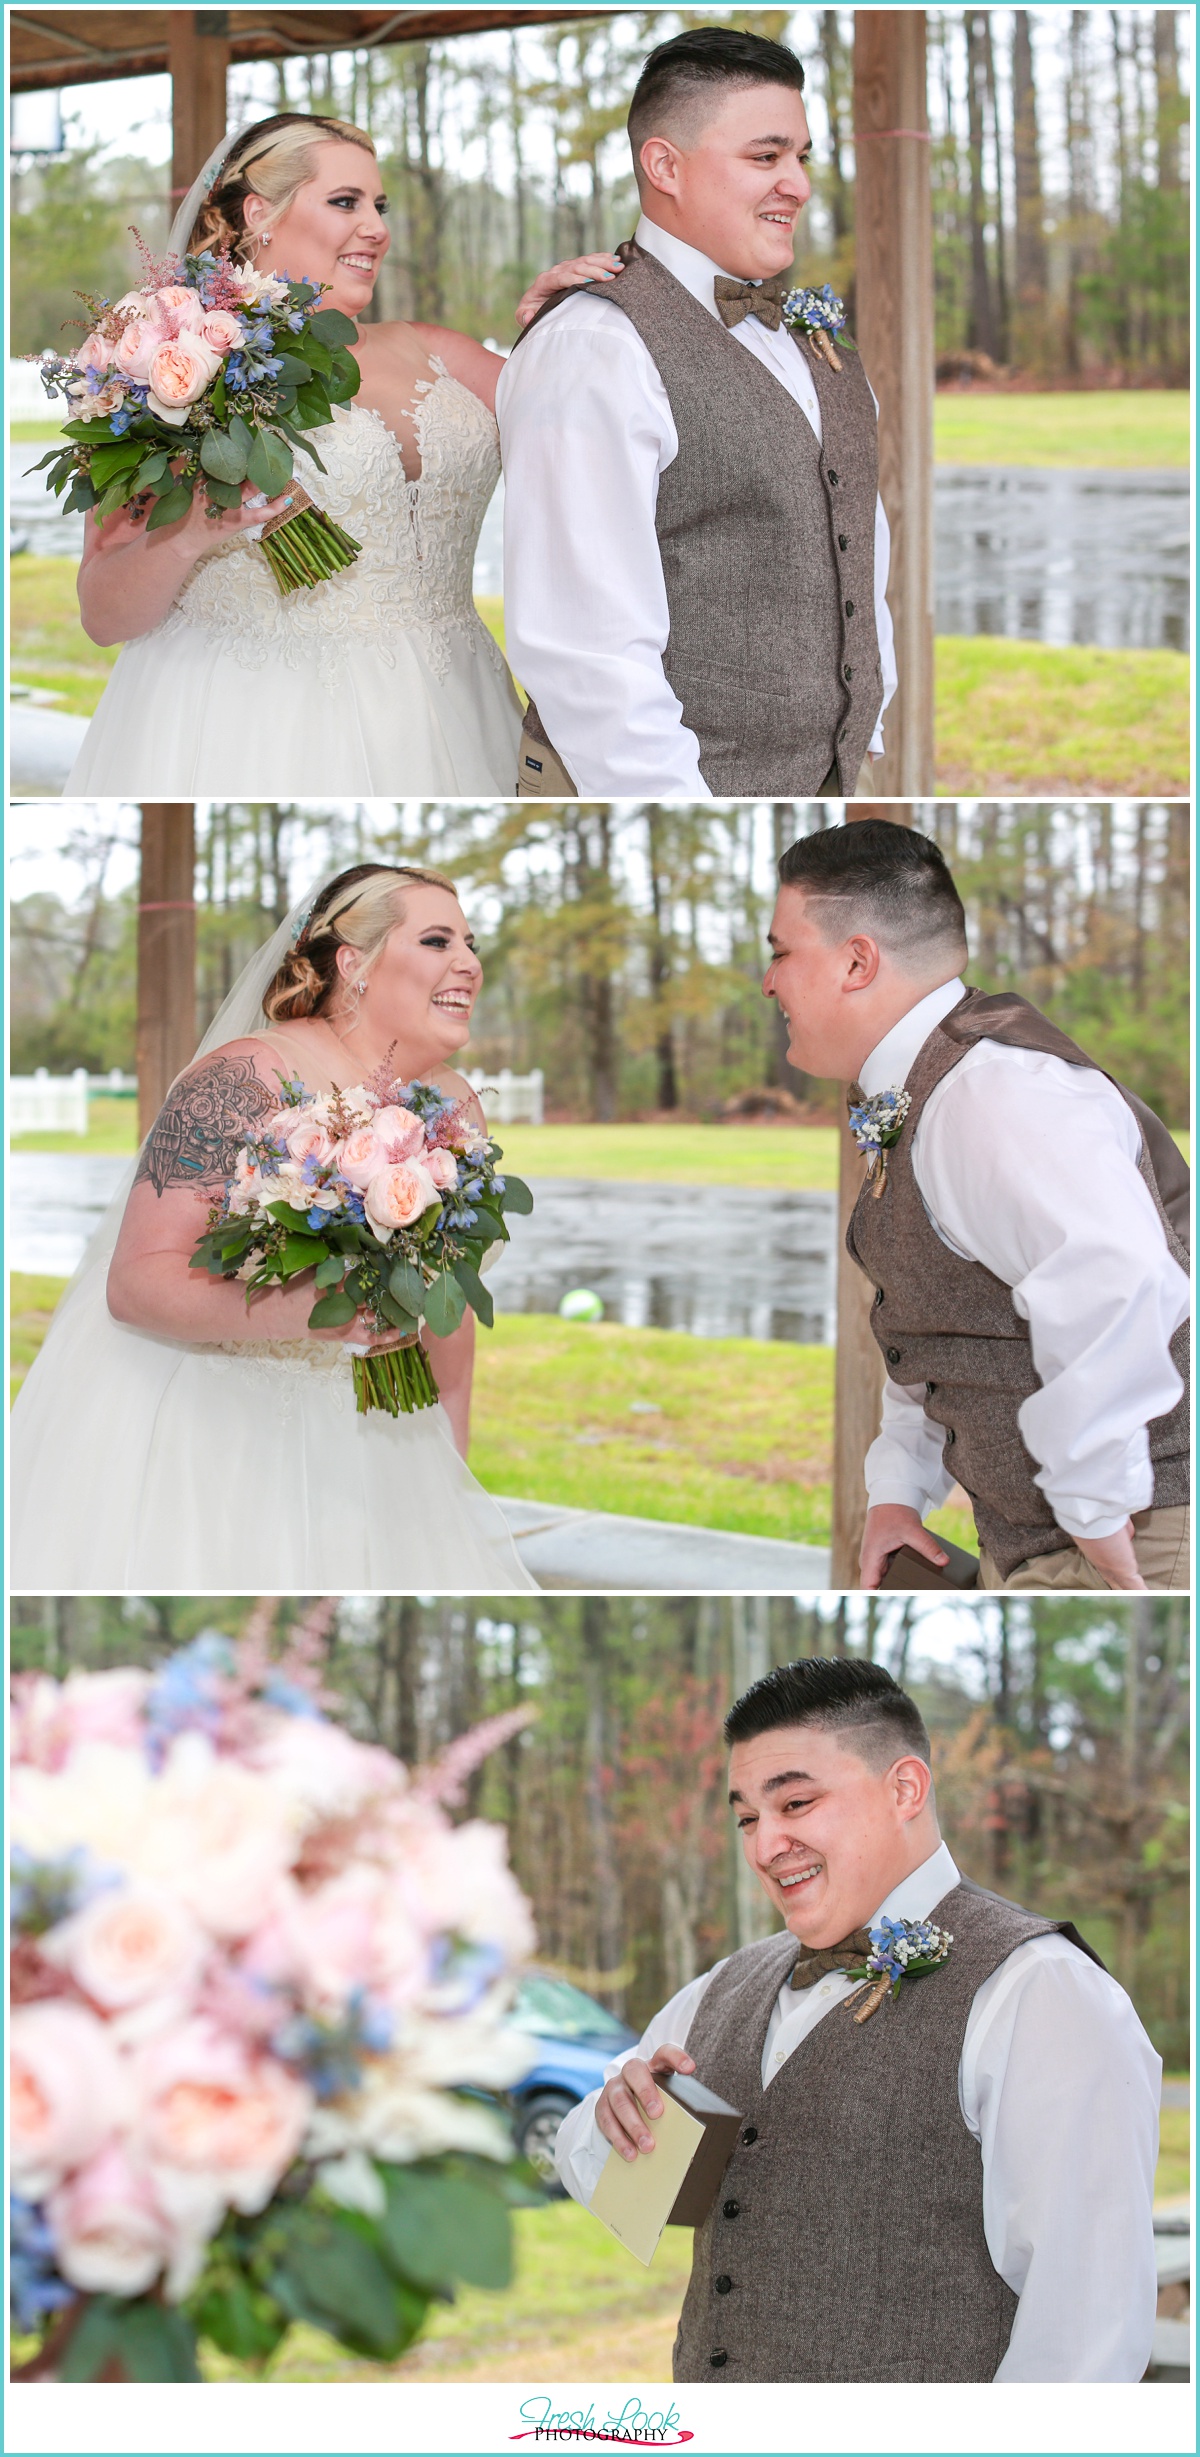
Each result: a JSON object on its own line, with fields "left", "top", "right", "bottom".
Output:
{"left": 496, "top": 306, "right": 707, "bottom": 795}
{"left": 913, "top": 1051, "right": 1189, "bottom": 1540}
{"left": 553, "top": 1970, "right": 716, "bottom": 2206}
{"left": 865, "top": 1376, "right": 958, "bottom": 1516}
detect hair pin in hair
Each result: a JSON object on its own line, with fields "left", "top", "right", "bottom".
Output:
{"left": 290, "top": 898, "right": 317, "bottom": 946}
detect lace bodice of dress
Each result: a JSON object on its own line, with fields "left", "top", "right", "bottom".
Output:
{"left": 164, "top": 368, "right": 505, "bottom": 684}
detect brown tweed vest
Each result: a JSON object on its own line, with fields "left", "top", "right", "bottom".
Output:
{"left": 511, "top": 241, "right": 883, "bottom": 793}
{"left": 673, "top": 1879, "right": 1102, "bottom": 2383}
{"left": 847, "top": 989, "right": 1191, "bottom": 1579}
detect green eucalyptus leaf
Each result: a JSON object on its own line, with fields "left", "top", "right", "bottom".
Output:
{"left": 388, "top": 1258, "right": 428, "bottom": 1316}
{"left": 498, "top": 1175, "right": 534, "bottom": 1216}
{"left": 191, "top": 2275, "right": 288, "bottom": 2364}
{"left": 314, "top": 1253, "right": 347, "bottom": 1288}
{"left": 200, "top": 425, "right": 250, "bottom": 484}
{"left": 308, "top": 306, "right": 360, "bottom": 347}
{"left": 423, "top": 1272, "right": 467, "bottom": 1337}
{"left": 451, "top": 1256, "right": 494, "bottom": 1329}
{"left": 247, "top": 424, "right": 294, "bottom": 497}
{"left": 146, "top": 482, "right": 194, "bottom": 530}
{"left": 280, "top": 1234, "right": 327, "bottom": 1273}
{"left": 308, "top": 1288, "right": 357, "bottom": 1328}
{"left": 379, "top": 2166, "right": 513, "bottom": 2293}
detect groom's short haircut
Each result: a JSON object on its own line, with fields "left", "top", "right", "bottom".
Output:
{"left": 777, "top": 822, "right": 969, "bottom": 970}
{"left": 628, "top": 27, "right": 807, "bottom": 178}
{"left": 724, "top": 1657, "right": 931, "bottom": 1774}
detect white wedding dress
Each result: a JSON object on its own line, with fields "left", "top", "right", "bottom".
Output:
{"left": 10, "top": 1008, "right": 537, "bottom": 1592}
{"left": 64, "top": 370, "right": 522, "bottom": 796}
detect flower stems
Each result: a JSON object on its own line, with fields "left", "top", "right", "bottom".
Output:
{"left": 259, "top": 504, "right": 361, "bottom": 595}
{"left": 352, "top": 1340, "right": 440, "bottom": 1418}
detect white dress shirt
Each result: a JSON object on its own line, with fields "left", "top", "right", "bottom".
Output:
{"left": 856, "top": 978, "right": 1190, "bottom": 1543}
{"left": 554, "top": 1841, "right": 1160, "bottom": 2382}
{"left": 496, "top": 214, "right": 898, "bottom": 795}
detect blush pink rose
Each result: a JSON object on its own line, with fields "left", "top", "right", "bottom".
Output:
{"left": 48, "top": 2141, "right": 173, "bottom": 2298}
{"left": 245, "top": 1868, "right": 425, "bottom": 2018}
{"left": 336, "top": 1126, "right": 388, "bottom": 1191}
{"left": 199, "top": 308, "right": 244, "bottom": 353}
{"left": 73, "top": 330, "right": 113, "bottom": 377}
{"left": 284, "top": 1119, "right": 338, "bottom": 1169}
{"left": 424, "top": 1147, "right": 459, "bottom": 1192}
{"left": 11, "top": 2001, "right": 133, "bottom": 2199}
{"left": 58, "top": 1667, "right": 151, "bottom": 1756}
{"left": 113, "top": 313, "right": 169, "bottom": 382}
{"left": 42, "top": 1882, "right": 208, "bottom": 2012}
{"left": 371, "top": 1105, "right": 426, "bottom": 1162}
{"left": 147, "top": 331, "right": 221, "bottom": 412}
{"left": 154, "top": 283, "right": 207, "bottom": 335}
{"left": 135, "top": 2020, "right": 311, "bottom": 2215}
{"left": 364, "top": 1161, "right": 439, "bottom": 1238}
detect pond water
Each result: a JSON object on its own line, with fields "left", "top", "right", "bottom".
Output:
{"left": 10, "top": 1155, "right": 838, "bottom": 1344}
{"left": 13, "top": 445, "right": 1188, "bottom": 652}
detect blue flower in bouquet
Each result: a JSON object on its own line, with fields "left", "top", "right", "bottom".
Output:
{"left": 145, "top": 1631, "right": 235, "bottom": 1762}
{"left": 844, "top": 1915, "right": 954, "bottom": 2024}
{"left": 273, "top": 1992, "right": 395, "bottom": 2099}
{"left": 107, "top": 409, "right": 132, "bottom": 436}
{"left": 10, "top": 1843, "right": 116, "bottom": 1937}
{"left": 10, "top": 2198, "right": 74, "bottom": 2334}
{"left": 428, "top": 1934, "right": 506, "bottom": 2013}
{"left": 847, "top": 1083, "right": 911, "bottom": 1197}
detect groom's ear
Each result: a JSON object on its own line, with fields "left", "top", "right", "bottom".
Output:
{"left": 843, "top": 932, "right": 883, "bottom": 992}
{"left": 638, "top": 133, "right": 686, "bottom": 199}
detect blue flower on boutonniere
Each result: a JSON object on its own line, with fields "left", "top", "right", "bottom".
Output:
{"left": 847, "top": 1084, "right": 910, "bottom": 1197}
{"left": 781, "top": 282, "right": 855, "bottom": 370}
{"left": 843, "top": 1916, "right": 954, "bottom": 2025}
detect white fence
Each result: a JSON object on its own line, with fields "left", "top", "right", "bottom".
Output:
{"left": 9, "top": 1067, "right": 137, "bottom": 1134}
{"left": 465, "top": 1067, "right": 544, "bottom": 1126}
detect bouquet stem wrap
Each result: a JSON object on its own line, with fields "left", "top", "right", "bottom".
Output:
{"left": 258, "top": 486, "right": 360, "bottom": 595}
{"left": 353, "top": 1335, "right": 439, "bottom": 1417}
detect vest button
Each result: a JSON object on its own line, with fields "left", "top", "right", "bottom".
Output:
{"left": 838, "top": 532, "right": 849, "bottom": 550}
{"left": 845, "top": 599, "right": 855, "bottom": 616}
{"left": 722, "top": 2199, "right": 740, "bottom": 2220}
{"left": 945, "top": 1426, "right": 956, "bottom": 1446}
{"left": 875, "top": 1288, "right": 885, "bottom": 1305}
{"left": 740, "top": 2125, "right": 758, "bottom": 2145}
{"left": 886, "top": 1345, "right": 901, "bottom": 1364}
{"left": 838, "top": 727, "right": 848, "bottom": 741}
{"left": 843, "top": 665, "right": 853, "bottom": 681}
{"left": 827, "top": 469, "right": 839, "bottom": 484}
{"left": 710, "top": 2350, "right": 728, "bottom": 2367}
{"left": 715, "top": 2274, "right": 733, "bottom": 2295}
{"left": 926, "top": 1380, "right": 937, "bottom": 1397}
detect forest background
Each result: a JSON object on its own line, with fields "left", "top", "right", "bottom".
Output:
{"left": 11, "top": 799, "right": 1190, "bottom": 1128}
{"left": 11, "top": 1590, "right": 1190, "bottom": 2068}
{"left": 9, "top": 6, "right": 1190, "bottom": 386}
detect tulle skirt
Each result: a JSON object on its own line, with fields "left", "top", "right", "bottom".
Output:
{"left": 64, "top": 612, "right": 523, "bottom": 797}
{"left": 11, "top": 1296, "right": 536, "bottom": 1592}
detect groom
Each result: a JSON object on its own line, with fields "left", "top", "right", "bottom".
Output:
{"left": 496, "top": 25, "right": 897, "bottom": 797}
{"left": 555, "top": 1657, "right": 1160, "bottom": 2381}
{"left": 766, "top": 823, "right": 1191, "bottom": 1591}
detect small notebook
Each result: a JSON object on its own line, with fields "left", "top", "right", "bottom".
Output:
{"left": 880, "top": 1536, "right": 980, "bottom": 1590}
{"left": 589, "top": 2073, "right": 742, "bottom": 2267}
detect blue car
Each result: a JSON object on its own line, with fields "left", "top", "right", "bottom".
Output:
{"left": 506, "top": 1969, "right": 639, "bottom": 2190}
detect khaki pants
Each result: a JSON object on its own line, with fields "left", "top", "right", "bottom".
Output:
{"left": 516, "top": 724, "right": 577, "bottom": 796}
{"left": 980, "top": 1505, "right": 1190, "bottom": 1592}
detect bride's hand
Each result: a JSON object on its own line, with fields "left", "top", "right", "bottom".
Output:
{"left": 119, "top": 477, "right": 298, "bottom": 567}
{"left": 515, "top": 252, "right": 622, "bottom": 329}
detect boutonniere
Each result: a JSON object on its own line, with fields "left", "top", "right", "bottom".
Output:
{"left": 781, "top": 282, "right": 856, "bottom": 371}
{"left": 844, "top": 1917, "right": 954, "bottom": 2025}
{"left": 847, "top": 1085, "right": 910, "bottom": 1196}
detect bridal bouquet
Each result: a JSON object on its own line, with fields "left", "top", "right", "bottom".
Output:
{"left": 189, "top": 1066, "right": 533, "bottom": 1416}
{"left": 10, "top": 1607, "right": 541, "bottom": 2382}
{"left": 32, "top": 238, "right": 362, "bottom": 593}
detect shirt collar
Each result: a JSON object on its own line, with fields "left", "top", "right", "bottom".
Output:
{"left": 634, "top": 213, "right": 753, "bottom": 321}
{"left": 871, "top": 1839, "right": 960, "bottom": 1930}
{"left": 858, "top": 977, "right": 966, "bottom": 1099}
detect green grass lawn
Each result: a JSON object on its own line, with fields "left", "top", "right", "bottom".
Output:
{"left": 11, "top": 1094, "right": 139, "bottom": 1155}
{"left": 1156, "top": 2099, "right": 1191, "bottom": 2205}
{"left": 935, "top": 635, "right": 1189, "bottom": 796}
{"left": 933, "top": 389, "right": 1189, "bottom": 466}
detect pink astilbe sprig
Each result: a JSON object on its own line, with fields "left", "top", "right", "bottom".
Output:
{"left": 413, "top": 1707, "right": 537, "bottom": 1810}
{"left": 199, "top": 251, "right": 255, "bottom": 313}
{"left": 129, "top": 224, "right": 185, "bottom": 291}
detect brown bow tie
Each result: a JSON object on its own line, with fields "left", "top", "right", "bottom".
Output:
{"left": 713, "top": 272, "right": 790, "bottom": 332}
{"left": 788, "top": 1928, "right": 873, "bottom": 1989}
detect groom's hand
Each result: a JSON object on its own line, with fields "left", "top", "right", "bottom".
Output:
{"left": 860, "top": 1504, "right": 949, "bottom": 1590}
{"left": 1073, "top": 1519, "right": 1147, "bottom": 1590}
{"left": 595, "top": 2044, "right": 696, "bottom": 2163}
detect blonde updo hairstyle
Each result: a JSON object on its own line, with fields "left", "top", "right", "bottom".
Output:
{"left": 263, "top": 864, "right": 462, "bottom": 1024}
{"left": 188, "top": 112, "right": 377, "bottom": 261}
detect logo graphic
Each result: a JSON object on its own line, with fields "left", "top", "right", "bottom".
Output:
{"left": 510, "top": 2394, "right": 694, "bottom": 2446}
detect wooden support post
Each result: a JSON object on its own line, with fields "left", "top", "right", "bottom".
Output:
{"left": 830, "top": 803, "right": 915, "bottom": 1587}
{"left": 137, "top": 806, "right": 196, "bottom": 1143}
{"left": 170, "top": 10, "right": 231, "bottom": 229}
{"left": 853, "top": 12, "right": 935, "bottom": 795}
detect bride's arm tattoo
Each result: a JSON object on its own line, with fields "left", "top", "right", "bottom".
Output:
{"left": 135, "top": 1056, "right": 276, "bottom": 1197}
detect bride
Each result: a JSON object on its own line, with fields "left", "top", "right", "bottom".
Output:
{"left": 11, "top": 862, "right": 538, "bottom": 1591}
{"left": 63, "top": 112, "right": 617, "bottom": 795}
